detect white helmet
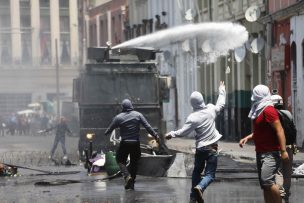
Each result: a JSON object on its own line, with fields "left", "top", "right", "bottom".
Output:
{"left": 271, "top": 94, "right": 283, "bottom": 106}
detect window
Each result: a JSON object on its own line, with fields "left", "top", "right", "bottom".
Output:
{"left": 59, "top": 2, "right": 70, "bottom": 64}
{"left": 20, "top": 0, "right": 30, "bottom": 8}
{"left": 60, "top": 35, "right": 70, "bottom": 64}
{"left": 0, "top": 34, "right": 12, "bottom": 64}
{"left": 40, "top": 4, "right": 51, "bottom": 65}
{"left": 20, "top": 4, "right": 32, "bottom": 64}
{"left": 60, "top": 16, "right": 70, "bottom": 32}
{"left": 0, "top": 12, "right": 11, "bottom": 64}
{"left": 59, "top": 0, "right": 69, "bottom": 8}
{"left": 40, "top": 0, "right": 50, "bottom": 8}
{"left": 0, "top": 0, "right": 10, "bottom": 7}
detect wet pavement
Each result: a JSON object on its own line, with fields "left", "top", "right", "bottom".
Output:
{"left": 1, "top": 166, "right": 304, "bottom": 203}
{"left": 0, "top": 135, "right": 304, "bottom": 202}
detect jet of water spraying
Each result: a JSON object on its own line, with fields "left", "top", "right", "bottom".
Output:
{"left": 114, "top": 22, "right": 248, "bottom": 50}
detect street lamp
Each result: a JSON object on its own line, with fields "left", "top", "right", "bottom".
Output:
{"left": 86, "top": 133, "right": 95, "bottom": 158}
{"left": 55, "top": 39, "right": 60, "bottom": 120}
{"left": 84, "top": 133, "right": 95, "bottom": 173}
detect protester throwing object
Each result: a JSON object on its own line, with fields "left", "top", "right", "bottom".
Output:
{"left": 165, "top": 81, "right": 226, "bottom": 203}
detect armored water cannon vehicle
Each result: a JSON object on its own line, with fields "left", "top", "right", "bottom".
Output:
{"left": 73, "top": 47, "right": 172, "bottom": 164}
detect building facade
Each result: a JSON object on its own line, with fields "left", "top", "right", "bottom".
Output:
{"left": 86, "top": 0, "right": 267, "bottom": 140}
{"left": 198, "top": 0, "right": 267, "bottom": 140}
{"left": 86, "top": 0, "right": 198, "bottom": 132}
{"left": 127, "top": 0, "right": 200, "bottom": 132}
{"left": 86, "top": 0, "right": 304, "bottom": 145}
{"left": 125, "top": 0, "right": 268, "bottom": 140}
{"left": 0, "top": 0, "right": 80, "bottom": 116}
{"left": 290, "top": 11, "right": 304, "bottom": 147}
{"left": 261, "top": 0, "right": 304, "bottom": 147}
{"left": 85, "top": 0, "right": 127, "bottom": 48}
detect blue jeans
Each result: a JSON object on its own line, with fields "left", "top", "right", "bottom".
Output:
{"left": 50, "top": 134, "right": 67, "bottom": 157}
{"left": 190, "top": 146, "right": 218, "bottom": 199}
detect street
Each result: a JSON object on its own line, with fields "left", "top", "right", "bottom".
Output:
{"left": 0, "top": 135, "right": 304, "bottom": 203}
{"left": 0, "top": 0, "right": 304, "bottom": 202}
{"left": 1, "top": 167, "right": 304, "bottom": 203}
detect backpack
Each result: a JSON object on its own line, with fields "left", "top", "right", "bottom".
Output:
{"left": 277, "top": 110, "right": 297, "bottom": 145}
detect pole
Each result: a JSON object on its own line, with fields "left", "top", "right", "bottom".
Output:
{"left": 89, "top": 140, "right": 93, "bottom": 158}
{"left": 3, "top": 162, "right": 80, "bottom": 175}
{"left": 82, "top": 0, "right": 88, "bottom": 65}
{"left": 55, "top": 39, "right": 60, "bottom": 119}
{"left": 266, "top": 23, "right": 272, "bottom": 87}
{"left": 3, "top": 162, "right": 57, "bottom": 174}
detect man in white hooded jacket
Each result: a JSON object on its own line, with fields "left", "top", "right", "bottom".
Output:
{"left": 165, "top": 81, "right": 225, "bottom": 203}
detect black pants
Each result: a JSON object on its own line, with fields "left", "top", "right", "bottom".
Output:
{"left": 116, "top": 140, "right": 141, "bottom": 180}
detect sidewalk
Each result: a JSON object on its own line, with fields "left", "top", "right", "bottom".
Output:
{"left": 166, "top": 137, "right": 304, "bottom": 164}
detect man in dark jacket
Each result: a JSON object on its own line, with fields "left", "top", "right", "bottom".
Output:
{"left": 43, "top": 117, "right": 72, "bottom": 159}
{"left": 105, "top": 99, "right": 159, "bottom": 190}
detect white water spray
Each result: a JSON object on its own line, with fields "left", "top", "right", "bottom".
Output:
{"left": 113, "top": 22, "right": 248, "bottom": 63}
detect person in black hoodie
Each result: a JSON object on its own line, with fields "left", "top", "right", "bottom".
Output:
{"left": 105, "top": 99, "right": 159, "bottom": 190}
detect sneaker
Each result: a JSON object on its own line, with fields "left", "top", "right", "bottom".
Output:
{"left": 283, "top": 196, "right": 289, "bottom": 203}
{"left": 48, "top": 155, "right": 53, "bottom": 159}
{"left": 63, "top": 155, "right": 68, "bottom": 160}
{"left": 189, "top": 198, "right": 197, "bottom": 203}
{"left": 129, "top": 179, "right": 135, "bottom": 190}
{"left": 124, "top": 176, "right": 133, "bottom": 190}
{"left": 194, "top": 186, "right": 204, "bottom": 203}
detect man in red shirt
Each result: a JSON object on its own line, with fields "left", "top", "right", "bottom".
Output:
{"left": 239, "top": 84, "right": 289, "bottom": 203}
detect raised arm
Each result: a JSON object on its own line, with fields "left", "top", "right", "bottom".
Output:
{"left": 214, "top": 81, "right": 226, "bottom": 113}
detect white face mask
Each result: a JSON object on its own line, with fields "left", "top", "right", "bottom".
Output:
{"left": 248, "top": 85, "right": 273, "bottom": 119}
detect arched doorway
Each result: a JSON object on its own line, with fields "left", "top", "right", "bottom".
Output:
{"left": 291, "top": 42, "right": 297, "bottom": 122}
{"left": 302, "top": 39, "right": 304, "bottom": 99}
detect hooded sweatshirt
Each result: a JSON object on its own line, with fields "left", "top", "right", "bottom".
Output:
{"left": 105, "top": 99, "right": 158, "bottom": 141}
{"left": 168, "top": 87, "right": 226, "bottom": 148}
